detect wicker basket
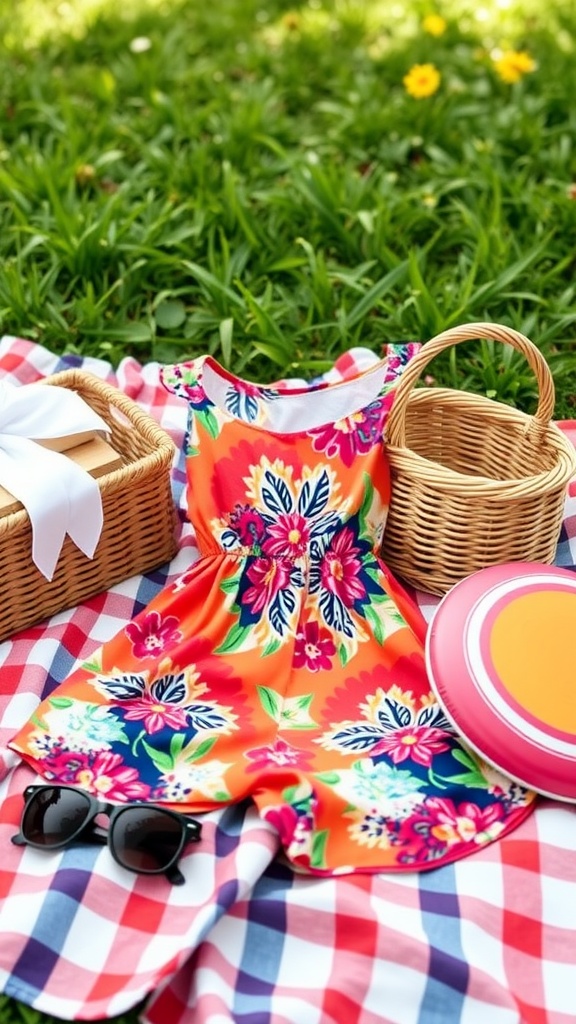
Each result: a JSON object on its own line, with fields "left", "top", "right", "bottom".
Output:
{"left": 381, "top": 322, "right": 576, "bottom": 596}
{"left": 0, "top": 369, "right": 179, "bottom": 641}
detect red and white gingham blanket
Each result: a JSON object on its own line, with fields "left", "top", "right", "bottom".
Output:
{"left": 0, "top": 336, "right": 575, "bottom": 1024}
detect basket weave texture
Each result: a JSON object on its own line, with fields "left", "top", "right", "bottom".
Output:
{"left": 381, "top": 322, "right": 576, "bottom": 596}
{"left": 0, "top": 369, "right": 178, "bottom": 641}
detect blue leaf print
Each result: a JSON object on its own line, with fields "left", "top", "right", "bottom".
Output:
{"left": 269, "top": 587, "right": 296, "bottom": 636}
{"left": 329, "top": 723, "right": 384, "bottom": 752}
{"left": 226, "top": 387, "right": 259, "bottom": 423}
{"left": 298, "top": 469, "right": 330, "bottom": 517}
{"left": 377, "top": 697, "right": 412, "bottom": 730}
{"left": 186, "top": 704, "right": 232, "bottom": 731}
{"left": 262, "top": 470, "right": 293, "bottom": 516}
{"left": 319, "top": 590, "right": 354, "bottom": 638}
{"left": 416, "top": 702, "right": 450, "bottom": 730}
{"left": 222, "top": 528, "right": 241, "bottom": 550}
{"left": 309, "top": 511, "right": 341, "bottom": 541}
{"left": 308, "top": 526, "right": 344, "bottom": 595}
{"left": 150, "top": 673, "right": 188, "bottom": 705}
{"left": 95, "top": 674, "right": 145, "bottom": 700}
{"left": 308, "top": 561, "right": 321, "bottom": 595}
{"left": 290, "top": 565, "right": 305, "bottom": 588}
{"left": 308, "top": 538, "right": 324, "bottom": 562}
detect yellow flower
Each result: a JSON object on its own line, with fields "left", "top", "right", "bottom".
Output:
{"left": 403, "top": 63, "right": 441, "bottom": 99}
{"left": 493, "top": 49, "right": 536, "bottom": 84}
{"left": 422, "top": 14, "right": 447, "bottom": 37}
{"left": 74, "top": 163, "right": 96, "bottom": 187}
{"left": 281, "top": 11, "right": 301, "bottom": 31}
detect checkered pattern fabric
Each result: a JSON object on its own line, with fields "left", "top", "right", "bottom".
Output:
{"left": 0, "top": 336, "right": 575, "bottom": 1024}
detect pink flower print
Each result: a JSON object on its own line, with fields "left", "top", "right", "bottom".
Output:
{"left": 385, "top": 353, "right": 403, "bottom": 376}
{"left": 372, "top": 725, "right": 450, "bottom": 767}
{"left": 246, "top": 738, "right": 313, "bottom": 774}
{"left": 263, "top": 512, "right": 310, "bottom": 558}
{"left": 122, "top": 696, "right": 190, "bottom": 735}
{"left": 228, "top": 504, "right": 267, "bottom": 546}
{"left": 243, "top": 556, "right": 293, "bottom": 615}
{"left": 312, "top": 402, "right": 384, "bottom": 467}
{"left": 382, "top": 343, "right": 420, "bottom": 383}
{"left": 236, "top": 380, "right": 261, "bottom": 398}
{"left": 162, "top": 365, "right": 211, "bottom": 410}
{"left": 399, "top": 797, "right": 505, "bottom": 854}
{"left": 75, "top": 751, "right": 152, "bottom": 801}
{"left": 294, "top": 620, "right": 336, "bottom": 672}
{"left": 172, "top": 371, "right": 209, "bottom": 408}
{"left": 262, "top": 803, "right": 300, "bottom": 845}
{"left": 43, "top": 748, "right": 92, "bottom": 782}
{"left": 125, "top": 611, "right": 182, "bottom": 659}
{"left": 320, "top": 528, "right": 366, "bottom": 606}
{"left": 182, "top": 382, "right": 205, "bottom": 405}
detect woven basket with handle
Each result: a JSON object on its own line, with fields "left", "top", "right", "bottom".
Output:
{"left": 381, "top": 321, "right": 576, "bottom": 596}
{"left": 0, "top": 369, "right": 179, "bottom": 641}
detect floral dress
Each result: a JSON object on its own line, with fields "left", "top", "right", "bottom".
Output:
{"left": 9, "top": 351, "right": 536, "bottom": 874}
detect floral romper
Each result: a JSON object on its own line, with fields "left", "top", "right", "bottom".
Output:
{"left": 9, "top": 350, "right": 535, "bottom": 874}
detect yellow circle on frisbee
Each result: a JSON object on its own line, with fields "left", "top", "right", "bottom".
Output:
{"left": 490, "top": 590, "right": 576, "bottom": 733}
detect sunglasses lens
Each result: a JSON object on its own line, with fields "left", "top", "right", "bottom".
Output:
{"left": 23, "top": 787, "right": 92, "bottom": 847}
{"left": 111, "top": 808, "right": 184, "bottom": 873}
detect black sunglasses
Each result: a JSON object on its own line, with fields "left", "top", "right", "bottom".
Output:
{"left": 11, "top": 784, "right": 202, "bottom": 885}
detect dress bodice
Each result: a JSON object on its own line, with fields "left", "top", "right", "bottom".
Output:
{"left": 161, "top": 354, "right": 395, "bottom": 562}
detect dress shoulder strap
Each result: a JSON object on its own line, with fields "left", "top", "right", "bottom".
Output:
{"left": 160, "top": 356, "right": 206, "bottom": 399}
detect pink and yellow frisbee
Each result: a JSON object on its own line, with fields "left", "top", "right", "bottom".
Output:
{"left": 426, "top": 562, "right": 576, "bottom": 801}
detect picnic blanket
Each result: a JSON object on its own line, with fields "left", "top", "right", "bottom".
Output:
{"left": 0, "top": 336, "right": 575, "bottom": 1024}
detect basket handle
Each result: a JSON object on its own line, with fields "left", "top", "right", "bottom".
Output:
{"left": 384, "top": 321, "right": 555, "bottom": 448}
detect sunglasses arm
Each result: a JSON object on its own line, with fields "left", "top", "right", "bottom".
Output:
{"left": 165, "top": 863, "right": 186, "bottom": 885}
{"left": 10, "top": 832, "right": 29, "bottom": 847}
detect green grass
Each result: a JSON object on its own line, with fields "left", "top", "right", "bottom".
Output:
{"left": 0, "top": 997, "right": 142, "bottom": 1024}
{"left": 0, "top": 1, "right": 576, "bottom": 1022}
{"left": 0, "top": 0, "right": 575, "bottom": 416}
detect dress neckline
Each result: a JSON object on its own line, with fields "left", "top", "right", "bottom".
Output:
{"left": 198, "top": 353, "right": 391, "bottom": 439}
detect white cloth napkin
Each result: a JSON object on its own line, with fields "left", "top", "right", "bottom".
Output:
{"left": 0, "top": 379, "right": 110, "bottom": 580}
